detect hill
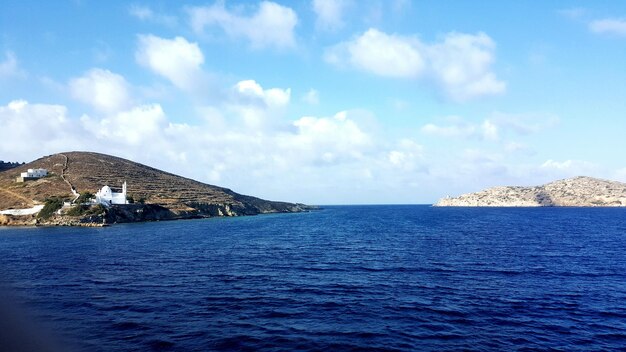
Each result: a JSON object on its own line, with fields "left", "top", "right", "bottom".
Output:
{"left": 0, "top": 151, "right": 309, "bottom": 225}
{"left": 434, "top": 176, "right": 626, "bottom": 207}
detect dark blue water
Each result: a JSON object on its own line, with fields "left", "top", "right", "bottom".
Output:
{"left": 1, "top": 205, "right": 626, "bottom": 351}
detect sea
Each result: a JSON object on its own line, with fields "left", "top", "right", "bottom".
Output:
{"left": 0, "top": 205, "right": 625, "bottom": 351}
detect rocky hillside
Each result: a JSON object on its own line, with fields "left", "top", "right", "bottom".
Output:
{"left": 0, "top": 151, "right": 309, "bottom": 225}
{"left": 434, "top": 176, "right": 626, "bottom": 207}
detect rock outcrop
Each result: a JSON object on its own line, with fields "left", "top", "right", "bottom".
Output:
{"left": 434, "top": 176, "right": 626, "bottom": 207}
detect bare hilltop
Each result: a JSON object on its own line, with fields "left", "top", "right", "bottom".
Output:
{"left": 435, "top": 176, "right": 626, "bottom": 207}
{"left": 0, "top": 151, "right": 309, "bottom": 226}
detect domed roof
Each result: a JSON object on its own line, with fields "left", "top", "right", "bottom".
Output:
{"left": 99, "top": 185, "right": 112, "bottom": 197}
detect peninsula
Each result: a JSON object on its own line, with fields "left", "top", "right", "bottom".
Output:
{"left": 434, "top": 176, "right": 626, "bottom": 207}
{"left": 0, "top": 152, "right": 310, "bottom": 226}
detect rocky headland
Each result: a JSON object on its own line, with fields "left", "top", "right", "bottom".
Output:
{"left": 0, "top": 151, "right": 312, "bottom": 226}
{"left": 434, "top": 176, "right": 626, "bottom": 207}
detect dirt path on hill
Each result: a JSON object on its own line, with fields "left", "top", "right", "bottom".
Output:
{"left": 59, "top": 153, "right": 80, "bottom": 202}
{"left": 0, "top": 187, "right": 34, "bottom": 206}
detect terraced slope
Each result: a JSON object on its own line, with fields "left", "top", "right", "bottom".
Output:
{"left": 0, "top": 154, "right": 70, "bottom": 209}
{"left": 0, "top": 152, "right": 305, "bottom": 216}
{"left": 435, "top": 176, "right": 626, "bottom": 207}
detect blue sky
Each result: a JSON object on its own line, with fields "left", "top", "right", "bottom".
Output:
{"left": 1, "top": 0, "right": 625, "bottom": 204}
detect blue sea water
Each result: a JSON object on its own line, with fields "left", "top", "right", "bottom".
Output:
{"left": 1, "top": 205, "right": 626, "bottom": 351}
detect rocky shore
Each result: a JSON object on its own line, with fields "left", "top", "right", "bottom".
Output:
{"left": 0, "top": 202, "right": 313, "bottom": 227}
{"left": 435, "top": 176, "right": 626, "bottom": 207}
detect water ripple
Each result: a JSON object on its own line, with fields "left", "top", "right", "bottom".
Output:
{"left": 0, "top": 205, "right": 626, "bottom": 351}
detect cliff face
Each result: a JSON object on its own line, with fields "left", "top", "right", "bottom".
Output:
{"left": 0, "top": 151, "right": 310, "bottom": 226}
{"left": 435, "top": 176, "right": 626, "bottom": 207}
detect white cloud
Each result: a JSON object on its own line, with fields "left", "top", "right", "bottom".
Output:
{"left": 427, "top": 32, "right": 506, "bottom": 101}
{"left": 539, "top": 159, "right": 598, "bottom": 179}
{"left": 69, "top": 68, "right": 132, "bottom": 112}
{"left": 3, "top": 97, "right": 596, "bottom": 204}
{"left": 325, "top": 28, "right": 425, "bottom": 78}
{"left": 541, "top": 159, "right": 590, "bottom": 171}
{"left": 589, "top": 18, "right": 626, "bottom": 36}
{"left": 234, "top": 79, "right": 290, "bottom": 108}
{"left": 81, "top": 104, "right": 167, "bottom": 145}
{"left": 489, "top": 111, "right": 559, "bottom": 135}
{"left": 135, "top": 34, "right": 205, "bottom": 91}
{"left": 325, "top": 28, "right": 506, "bottom": 101}
{"left": 188, "top": 1, "right": 298, "bottom": 49}
{"left": 481, "top": 120, "right": 499, "bottom": 141}
{"left": 129, "top": 4, "right": 177, "bottom": 26}
{"left": 0, "top": 101, "right": 87, "bottom": 160}
{"left": 228, "top": 80, "right": 291, "bottom": 129}
{"left": 285, "top": 111, "right": 373, "bottom": 164}
{"left": 312, "top": 0, "right": 351, "bottom": 31}
{"left": 302, "top": 88, "right": 319, "bottom": 105}
{"left": 421, "top": 112, "right": 557, "bottom": 140}
{"left": 421, "top": 121, "right": 476, "bottom": 138}
{"left": 0, "top": 100, "right": 174, "bottom": 161}
{"left": 0, "top": 51, "right": 23, "bottom": 78}
{"left": 420, "top": 116, "right": 497, "bottom": 140}
{"left": 387, "top": 139, "right": 424, "bottom": 171}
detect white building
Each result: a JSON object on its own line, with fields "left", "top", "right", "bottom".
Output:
{"left": 95, "top": 182, "right": 128, "bottom": 206}
{"left": 21, "top": 168, "right": 48, "bottom": 178}
{"left": 17, "top": 168, "right": 48, "bottom": 182}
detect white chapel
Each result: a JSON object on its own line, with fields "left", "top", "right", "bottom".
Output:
{"left": 95, "top": 182, "right": 128, "bottom": 206}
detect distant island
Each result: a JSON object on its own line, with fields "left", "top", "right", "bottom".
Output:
{"left": 0, "top": 151, "right": 311, "bottom": 226}
{"left": 434, "top": 176, "right": 626, "bottom": 207}
{"left": 0, "top": 160, "right": 24, "bottom": 172}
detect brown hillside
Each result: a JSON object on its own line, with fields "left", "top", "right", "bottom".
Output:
{"left": 0, "top": 151, "right": 301, "bottom": 213}
{"left": 0, "top": 154, "right": 70, "bottom": 209}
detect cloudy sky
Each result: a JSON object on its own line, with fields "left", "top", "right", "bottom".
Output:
{"left": 1, "top": 1, "right": 625, "bottom": 204}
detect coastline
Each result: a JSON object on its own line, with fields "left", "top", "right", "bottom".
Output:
{"left": 0, "top": 203, "right": 316, "bottom": 227}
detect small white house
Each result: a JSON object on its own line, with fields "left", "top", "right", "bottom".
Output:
{"left": 95, "top": 182, "right": 128, "bottom": 206}
{"left": 17, "top": 168, "right": 48, "bottom": 182}
{"left": 21, "top": 168, "right": 48, "bottom": 178}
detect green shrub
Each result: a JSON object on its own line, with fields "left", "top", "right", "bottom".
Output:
{"left": 65, "top": 205, "right": 87, "bottom": 216}
{"left": 85, "top": 204, "right": 106, "bottom": 216}
{"left": 37, "top": 197, "right": 64, "bottom": 219}
{"left": 65, "top": 203, "right": 106, "bottom": 217}
{"left": 75, "top": 192, "right": 94, "bottom": 204}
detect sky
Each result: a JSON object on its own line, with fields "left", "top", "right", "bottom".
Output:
{"left": 1, "top": 0, "right": 625, "bottom": 204}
